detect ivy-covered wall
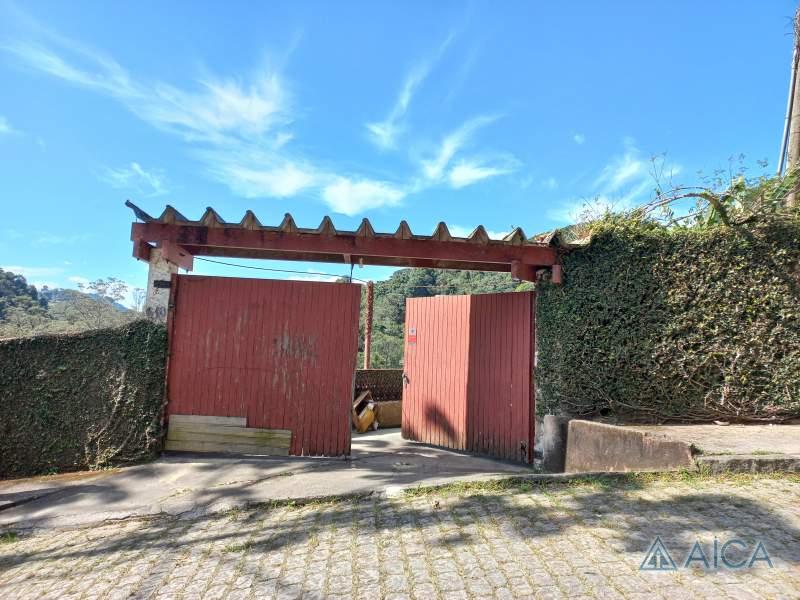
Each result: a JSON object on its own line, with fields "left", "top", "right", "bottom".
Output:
{"left": 0, "top": 320, "right": 167, "bottom": 477}
{"left": 536, "top": 216, "right": 800, "bottom": 422}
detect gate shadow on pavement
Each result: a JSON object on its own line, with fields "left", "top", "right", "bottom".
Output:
{"left": 2, "top": 476, "right": 799, "bottom": 587}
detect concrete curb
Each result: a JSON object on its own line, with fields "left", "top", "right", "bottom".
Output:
{"left": 695, "top": 454, "right": 800, "bottom": 474}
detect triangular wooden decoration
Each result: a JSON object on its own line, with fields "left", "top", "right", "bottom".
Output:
{"left": 467, "top": 225, "right": 490, "bottom": 245}
{"left": 317, "top": 216, "right": 337, "bottom": 236}
{"left": 125, "top": 200, "right": 154, "bottom": 222}
{"left": 159, "top": 205, "right": 188, "bottom": 224}
{"left": 503, "top": 227, "right": 527, "bottom": 245}
{"left": 279, "top": 213, "right": 298, "bottom": 233}
{"left": 356, "top": 218, "right": 375, "bottom": 238}
{"left": 200, "top": 207, "right": 225, "bottom": 228}
{"left": 431, "top": 222, "right": 452, "bottom": 242}
{"left": 394, "top": 220, "right": 413, "bottom": 240}
{"left": 239, "top": 210, "right": 262, "bottom": 230}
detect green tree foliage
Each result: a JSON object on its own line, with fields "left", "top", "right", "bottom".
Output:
{"left": 0, "top": 270, "right": 145, "bottom": 339}
{"left": 0, "top": 268, "right": 47, "bottom": 319}
{"left": 361, "top": 268, "right": 527, "bottom": 367}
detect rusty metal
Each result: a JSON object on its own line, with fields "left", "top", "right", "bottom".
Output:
{"left": 127, "top": 202, "right": 558, "bottom": 281}
{"left": 401, "top": 291, "right": 535, "bottom": 463}
{"left": 166, "top": 275, "right": 361, "bottom": 456}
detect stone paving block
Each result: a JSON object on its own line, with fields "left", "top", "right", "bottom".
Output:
{"left": 2, "top": 476, "right": 800, "bottom": 599}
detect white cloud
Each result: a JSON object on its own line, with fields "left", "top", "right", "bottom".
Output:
{"left": 321, "top": 177, "right": 405, "bottom": 216}
{"left": 5, "top": 40, "right": 291, "bottom": 145}
{"left": 4, "top": 18, "right": 514, "bottom": 216}
{"left": 365, "top": 33, "right": 454, "bottom": 150}
{"left": 67, "top": 275, "right": 89, "bottom": 285}
{"left": 447, "top": 160, "right": 515, "bottom": 189}
{"left": 210, "top": 161, "right": 317, "bottom": 198}
{"left": 547, "top": 195, "right": 631, "bottom": 224}
{"left": 573, "top": 133, "right": 585, "bottom": 145}
{"left": 32, "top": 233, "right": 90, "bottom": 246}
{"left": 448, "top": 224, "right": 509, "bottom": 240}
{"left": 547, "top": 140, "right": 679, "bottom": 225}
{"left": 101, "top": 162, "right": 168, "bottom": 196}
{"left": 0, "top": 116, "right": 16, "bottom": 135}
{"left": 287, "top": 270, "right": 341, "bottom": 283}
{"left": 594, "top": 151, "right": 645, "bottom": 192}
{"left": 421, "top": 114, "right": 500, "bottom": 181}
{"left": 2, "top": 265, "right": 64, "bottom": 278}
{"left": 543, "top": 177, "right": 558, "bottom": 190}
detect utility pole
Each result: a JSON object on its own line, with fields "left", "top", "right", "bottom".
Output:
{"left": 782, "top": 7, "right": 800, "bottom": 206}
{"left": 363, "top": 280, "right": 374, "bottom": 369}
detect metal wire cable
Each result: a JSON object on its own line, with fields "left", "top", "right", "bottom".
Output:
{"left": 194, "top": 256, "right": 369, "bottom": 284}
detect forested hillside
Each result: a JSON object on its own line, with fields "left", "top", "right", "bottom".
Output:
{"left": 0, "top": 269, "right": 142, "bottom": 338}
{"left": 363, "top": 268, "right": 531, "bottom": 367}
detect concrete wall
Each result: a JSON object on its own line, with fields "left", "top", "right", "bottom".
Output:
{"left": 564, "top": 420, "right": 694, "bottom": 473}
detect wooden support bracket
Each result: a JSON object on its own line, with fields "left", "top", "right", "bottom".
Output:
{"left": 162, "top": 241, "right": 194, "bottom": 271}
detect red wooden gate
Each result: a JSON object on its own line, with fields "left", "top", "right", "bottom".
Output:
{"left": 166, "top": 275, "right": 361, "bottom": 456}
{"left": 402, "top": 291, "right": 535, "bottom": 463}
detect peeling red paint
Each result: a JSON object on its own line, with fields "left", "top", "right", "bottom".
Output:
{"left": 166, "top": 275, "right": 361, "bottom": 456}
{"left": 402, "top": 292, "right": 535, "bottom": 463}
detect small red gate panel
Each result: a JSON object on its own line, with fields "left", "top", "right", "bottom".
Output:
{"left": 167, "top": 275, "right": 361, "bottom": 456}
{"left": 402, "top": 291, "right": 535, "bottom": 463}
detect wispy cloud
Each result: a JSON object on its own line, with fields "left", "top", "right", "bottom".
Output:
{"left": 100, "top": 162, "right": 169, "bottom": 196}
{"left": 0, "top": 116, "right": 16, "bottom": 135}
{"left": 287, "top": 270, "right": 341, "bottom": 283}
{"left": 4, "top": 15, "right": 514, "bottom": 215}
{"left": 365, "top": 34, "right": 454, "bottom": 150}
{"left": 421, "top": 114, "right": 500, "bottom": 181}
{"left": 593, "top": 151, "right": 645, "bottom": 192}
{"left": 548, "top": 140, "right": 678, "bottom": 224}
{"left": 447, "top": 160, "right": 515, "bottom": 189}
{"left": 448, "top": 224, "right": 508, "bottom": 240}
{"left": 2, "top": 265, "right": 64, "bottom": 278}
{"left": 32, "top": 233, "right": 90, "bottom": 246}
{"left": 573, "top": 133, "right": 585, "bottom": 145}
{"left": 321, "top": 177, "right": 406, "bottom": 215}
{"left": 211, "top": 161, "right": 317, "bottom": 198}
{"left": 543, "top": 177, "right": 558, "bottom": 190}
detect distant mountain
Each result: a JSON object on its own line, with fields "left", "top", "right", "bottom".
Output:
{"left": 40, "top": 287, "right": 129, "bottom": 312}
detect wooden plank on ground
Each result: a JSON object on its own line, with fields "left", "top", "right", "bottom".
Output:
{"left": 167, "top": 423, "right": 291, "bottom": 441}
{"left": 167, "top": 429, "right": 291, "bottom": 448}
{"left": 164, "top": 439, "right": 290, "bottom": 456}
{"left": 168, "top": 414, "right": 246, "bottom": 427}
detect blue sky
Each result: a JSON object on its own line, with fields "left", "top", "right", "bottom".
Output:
{"left": 0, "top": 1, "right": 796, "bottom": 302}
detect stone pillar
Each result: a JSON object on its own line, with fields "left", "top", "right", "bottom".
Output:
{"left": 144, "top": 248, "right": 177, "bottom": 322}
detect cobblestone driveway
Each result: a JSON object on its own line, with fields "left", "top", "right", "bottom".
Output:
{"left": 1, "top": 474, "right": 799, "bottom": 599}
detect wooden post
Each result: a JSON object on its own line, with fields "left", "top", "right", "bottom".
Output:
{"left": 786, "top": 8, "right": 800, "bottom": 206}
{"left": 363, "top": 281, "right": 374, "bottom": 369}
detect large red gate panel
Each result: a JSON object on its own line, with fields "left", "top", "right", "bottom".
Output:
{"left": 167, "top": 275, "right": 361, "bottom": 456}
{"left": 402, "top": 291, "right": 535, "bottom": 463}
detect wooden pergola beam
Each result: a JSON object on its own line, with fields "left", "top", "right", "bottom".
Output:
{"left": 131, "top": 222, "right": 558, "bottom": 280}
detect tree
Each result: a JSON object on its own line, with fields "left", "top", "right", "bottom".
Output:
{"left": 362, "top": 268, "right": 522, "bottom": 368}
{"left": 0, "top": 268, "right": 47, "bottom": 319}
{"left": 131, "top": 288, "right": 146, "bottom": 313}
{"left": 65, "top": 278, "right": 134, "bottom": 330}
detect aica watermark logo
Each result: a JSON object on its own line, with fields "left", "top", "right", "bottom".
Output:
{"left": 640, "top": 536, "right": 773, "bottom": 571}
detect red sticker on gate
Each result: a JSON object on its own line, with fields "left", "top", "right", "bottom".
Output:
{"left": 407, "top": 327, "right": 417, "bottom": 344}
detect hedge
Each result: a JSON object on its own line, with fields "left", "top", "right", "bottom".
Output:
{"left": 536, "top": 216, "right": 800, "bottom": 422}
{"left": 0, "top": 320, "right": 167, "bottom": 477}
